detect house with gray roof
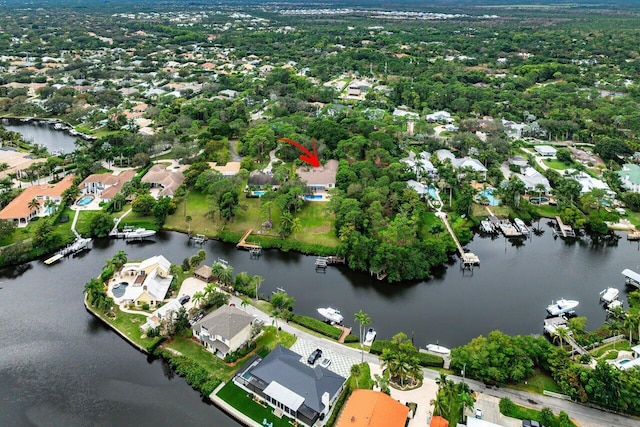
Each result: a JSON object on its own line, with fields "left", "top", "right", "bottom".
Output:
{"left": 518, "top": 166, "right": 551, "bottom": 194}
{"left": 436, "top": 149, "right": 487, "bottom": 181}
{"left": 296, "top": 159, "right": 338, "bottom": 191}
{"left": 617, "top": 163, "right": 640, "bottom": 193}
{"left": 235, "top": 345, "right": 346, "bottom": 426}
{"left": 192, "top": 305, "right": 255, "bottom": 358}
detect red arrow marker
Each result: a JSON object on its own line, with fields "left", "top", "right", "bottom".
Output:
{"left": 277, "top": 137, "right": 320, "bottom": 168}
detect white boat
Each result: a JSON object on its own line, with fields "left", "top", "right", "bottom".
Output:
{"left": 317, "top": 307, "right": 343, "bottom": 324}
{"left": 607, "top": 300, "right": 623, "bottom": 311}
{"left": 514, "top": 218, "right": 530, "bottom": 234}
{"left": 365, "top": 327, "right": 377, "bottom": 343}
{"left": 599, "top": 287, "right": 619, "bottom": 304}
{"left": 124, "top": 228, "right": 156, "bottom": 239}
{"left": 425, "top": 344, "right": 451, "bottom": 356}
{"left": 546, "top": 299, "right": 579, "bottom": 316}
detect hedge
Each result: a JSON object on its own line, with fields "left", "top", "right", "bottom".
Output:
{"left": 344, "top": 334, "right": 359, "bottom": 343}
{"left": 291, "top": 314, "right": 342, "bottom": 340}
{"left": 157, "top": 350, "right": 220, "bottom": 396}
{"left": 369, "top": 340, "right": 444, "bottom": 368}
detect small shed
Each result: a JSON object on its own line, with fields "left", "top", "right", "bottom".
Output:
{"left": 194, "top": 265, "right": 213, "bottom": 283}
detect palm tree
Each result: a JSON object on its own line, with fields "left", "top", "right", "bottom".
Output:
{"left": 192, "top": 291, "right": 205, "bottom": 308}
{"left": 354, "top": 310, "right": 371, "bottom": 363}
{"left": 210, "top": 261, "right": 226, "bottom": 281}
{"left": 553, "top": 326, "right": 571, "bottom": 348}
{"left": 218, "top": 264, "right": 234, "bottom": 287}
{"left": 252, "top": 275, "right": 264, "bottom": 300}
{"left": 350, "top": 363, "right": 362, "bottom": 389}
{"left": 203, "top": 282, "right": 217, "bottom": 300}
{"left": 240, "top": 297, "right": 250, "bottom": 312}
{"left": 28, "top": 198, "right": 40, "bottom": 213}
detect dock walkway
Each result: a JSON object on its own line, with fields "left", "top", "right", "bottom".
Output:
{"left": 555, "top": 216, "right": 576, "bottom": 238}
{"left": 236, "top": 229, "right": 262, "bottom": 250}
{"left": 436, "top": 211, "right": 479, "bottom": 269}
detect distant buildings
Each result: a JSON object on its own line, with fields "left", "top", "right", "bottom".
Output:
{"left": 533, "top": 145, "right": 557, "bottom": 157}
{"left": 617, "top": 163, "right": 640, "bottom": 193}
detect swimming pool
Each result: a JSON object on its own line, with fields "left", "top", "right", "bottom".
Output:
{"left": 112, "top": 282, "right": 128, "bottom": 298}
{"left": 252, "top": 190, "right": 267, "bottom": 197}
{"left": 304, "top": 194, "right": 323, "bottom": 200}
{"left": 618, "top": 358, "right": 632, "bottom": 365}
{"left": 76, "top": 195, "right": 94, "bottom": 206}
{"left": 529, "top": 197, "right": 549, "bottom": 204}
{"left": 44, "top": 206, "right": 56, "bottom": 214}
{"left": 426, "top": 187, "right": 438, "bottom": 200}
{"left": 476, "top": 188, "right": 499, "bottom": 206}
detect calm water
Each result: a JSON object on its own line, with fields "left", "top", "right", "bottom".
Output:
{"left": 3, "top": 119, "right": 78, "bottom": 154}
{"left": 0, "top": 225, "right": 637, "bottom": 426}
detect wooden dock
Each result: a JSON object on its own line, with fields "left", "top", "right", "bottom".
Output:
{"left": 190, "top": 233, "right": 207, "bottom": 244}
{"left": 555, "top": 216, "right": 576, "bottom": 238}
{"left": 498, "top": 220, "right": 522, "bottom": 237}
{"left": 236, "top": 229, "right": 262, "bottom": 250}
{"left": 337, "top": 325, "right": 352, "bottom": 343}
{"left": 436, "top": 212, "right": 479, "bottom": 270}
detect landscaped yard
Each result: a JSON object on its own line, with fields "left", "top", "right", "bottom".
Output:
{"left": 508, "top": 369, "right": 563, "bottom": 394}
{"left": 543, "top": 159, "right": 573, "bottom": 170}
{"left": 96, "top": 308, "right": 163, "bottom": 351}
{"left": 216, "top": 381, "right": 294, "bottom": 427}
{"left": 164, "top": 335, "right": 237, "bottom": 380}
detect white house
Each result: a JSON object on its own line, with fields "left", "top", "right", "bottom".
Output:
{"left": 436, "top": 149, "right": 487, "bottom": 181}
{"left": 573, "top": 172, "right": 614, "bottom": 195}
{"left": 518, "top": 167, "right": 551, "bottom": 194}
{"left": 401, "top": 152, "right": 437, "bottom": 179}
{"left": 117, "top": 255, "right": 173, "bottom": 309}
{"left": 534, "top": 145, "right": 557, "bottom": 157}
{"left": 192, "top": 305, "right": 255, "bottom": 358}
{"left": 426, "top": 110, "right": 454, "bottom": 123}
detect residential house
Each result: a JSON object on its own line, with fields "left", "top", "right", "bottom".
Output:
{"left": 235, "top": 346, "right": 346, "bottom": 426}
{"left": 429, "top": 415, "right": 449, "bottom": 427}
{"left": 508, "top": 156, "right": 529, "bottom": 170}
{"left": 436, "top": 149, "right": 487, "bottom": 181}
{"left": 618, "top": 345, "right": 640, "bottom": 371}
{"left": 192, "top": 305, "right": 256, "bottom": 358}
{"left": 573, "top": 171, "right": 613, "bottom": 195}
{"left": 617, "top": 164, "right": 640, "bottom": 193}
{"left": 518, "top": 167, "right": 551, "bottom": 194}
{"left": 401, "top": 151, "right": 437, "bottom": 180}
{"left": 141, "top": 164, "right": 185, "bottom": 198}
{"left": 296, "top": 159, "right": 338, "bottom": 192}
{"left": 392, "top": 105, "right": 420, "bottom": 120}
{"left": 534, "top": 145, "right": 557, "bottom": 157}
{"left": 248, "top": 170, "right": 280, "bottom": 189}
{"left": 218, "top": 89, "right": 239, "bottom": 99}
{"left": 335, "top": 389, "right": 409, "bottom": 427}
{"left": 406, "top": 180, "right": 431, "bottom": 198}
{"left": 426, "top": 110, "right": 454, "bottom": 123}
{"left": 0, "top": 175, "right": 75, "bottom": 226}
{"left": 140, "top": 299, "right": 181, "bottom": 331}
{"left": 117, "top": 255, "right": 173, "bottom": 309}
{"left": 80, "top": 170, "right": 136, "bottom": 203}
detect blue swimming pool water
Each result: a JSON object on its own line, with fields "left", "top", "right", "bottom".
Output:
{"left": 427, "top": 187, "right": 438, "bottom": 200}
{"left": 77, "top": 195, "right": 94, "bottom": 206}
{"left": 44, "top": 206, "right": 56, "bottom": 214}
{"left": 476, "top": 188, "right": 500, "bottom": 206}
{"left": 112, "top": 283, "right": 128, "bottom": 298}
{"left": 252, "top": 190, "right": 266, "bottom": 197}
{"left": 529, "top": 197, "right": 549, "bottom": 204}
{"left": 304, "top": 195, "right": 323, "bottom": 200}
{"left": 619, "top": 359, "right": 631, "bottom": 365}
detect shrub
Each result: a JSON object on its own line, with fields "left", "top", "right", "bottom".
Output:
{"left": 158, "top": 350, "right": 220, "bottom": 396}
{"left": 291, "top": 315, "right": 342, "bottom": 340}
{"left": 142, "top": 303, "right": 150, "bottom": 310}
{"left": 370, "top": 339, "right": 443, "bottom": 367}
{"left": 344, "top": 334, "right": 359, "bottom": 343}
{"left": 224, "top": 341, "right": 257, "bottom": 363}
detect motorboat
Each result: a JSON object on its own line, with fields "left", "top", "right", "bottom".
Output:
{"left": 365, "top": 327, "right": 377, "bottom": 343}
{"left": 546, "top": 299, "right": 579, "bottom": 316}
{"left": 599, "top": 287, "right": 619, "bottom": 304}
{"left": 425, "top": 344, "right": 451, "bottom": 356}
{"left": 124, "top": 228, "right": 156, "bottom": 239}
{"left": 607, "top": 300, "right": 623, "bottom": 311}
{"left": 514, "top": 218, "right": 530, "bottom": 235}
{"left": 317, "top": 307, "right": 343, "bottom": 324}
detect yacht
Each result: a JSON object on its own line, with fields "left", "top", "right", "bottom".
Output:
{"left": 599, "top": 287, "right": 619, "bottom": 304}
{"left": 365, "top": 327, "right": 377, "bottom": 343}
{"left": 124, "top": 228, "right": 156, "bottom": 239}
{"left": 514, "top": 218, "right": 530, "bottom": 235}
{"left": 546, "top": 299, "right": 579, "bottom": 316}
{"left": 317, "top": 307, "right": 343, "bottom": 324}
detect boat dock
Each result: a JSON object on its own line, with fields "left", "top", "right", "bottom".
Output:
{"left": 555, "top": 216, "right": 576, "bottom": 238}
{"left": 315, "top": 256, "right": 345, "bottom": 271}
{"left": 435, "top": 212, "right": 479, "bottom": 270}
{"left": 189, "top": 233, "right": 207, "bottom": 244}
{"left": 622, "top": 268, "right": 640, "bottom": 288}
{"left": 110, "top": 225, "right": 134, "bottom": 239}
{"left": 236, "top": 229, "right": 262, "bottom": 251}
{"left": 628, "top": 230, "right": 640, "bottom": 241}
{"left": 44, "top": 237, "right": 92, "bottom": 265}
{"left": 498, "top": 220, "right": 522, "bottom": 237}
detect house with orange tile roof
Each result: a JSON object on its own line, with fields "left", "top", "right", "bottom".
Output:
{"left": 335, "top": 389, "right": 409, "bottom": 427}
{"left": 141, "top": 164, "right": 184, "bottom": 198}
{"left": 430, "top": 415, "right": 449, "bottom": 427}
{"left": 0, "top": 175, "right": 75, "bottom": 226}
{"left": 79, "top": 170, "right": 136, "bottom": 203}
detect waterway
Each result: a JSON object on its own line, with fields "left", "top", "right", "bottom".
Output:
{"left": 0, "top": 224, "right": 637, "bottom": 426}
{"left": 2, "top": 118, "right": 79, "bottom": 154}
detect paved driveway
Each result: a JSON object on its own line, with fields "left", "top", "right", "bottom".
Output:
{"left": 177, "top": 277, "right": 207, "bottom": 311}
{"left": 290, "top": 338, "right": 357, "bottom": 379}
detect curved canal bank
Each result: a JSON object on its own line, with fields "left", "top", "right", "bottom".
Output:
{"left": 0, "top": 224, "right": 637, "bottom": 426}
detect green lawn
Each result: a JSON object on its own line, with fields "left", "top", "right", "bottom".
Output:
{"left": 216, "top": 381, "right": 294, "bottom": 427}
{"left": 508, "top": 370, "right": 563, "bottom": 394}
{"left": 500, "top": 400, "right": 576, "bottom": 426}
{"left": 165, "top": 336, "right": 236, "bottom": 380}
{"left": 543, "top": 159, "right": 573, "bottom": 170}
{"left": 96, "top": 308, "right": 163, "bottom": 351}
{"left": 590, "top": 340, "right": 631, "bottom": 358}
{"left": 75, "top": 210, "right": 116, "bottom": 236}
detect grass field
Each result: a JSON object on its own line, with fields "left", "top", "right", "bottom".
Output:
{"left": 543, "top": 159, "right": 573, "bottom": 170}
{"left": 216, "top": 382, "right": 294, "bottom": 427}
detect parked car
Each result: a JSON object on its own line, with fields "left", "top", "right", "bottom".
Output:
{"left": 522, "top": 421, "right": 543, "bottom": 427}
{"left": 179, "top": 295, "right": 191, "bottom": 305}
{"left": 307, "top": 348, "right": 322, "bottom": 365}
{"left": 190, "top": 309, "right": 205, "bottom": 325}
{"left": 320, "top": 358, "right": 331, "bottom": 368}
{"left": 475, "top": 408, "right": 483, "bottom": 419}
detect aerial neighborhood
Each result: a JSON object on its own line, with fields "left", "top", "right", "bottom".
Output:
{"left": 2, "top": 1, "right": 640, "bottom": 427}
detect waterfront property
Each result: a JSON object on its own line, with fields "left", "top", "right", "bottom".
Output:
{"left": 296, "top": 159, "right": 338, "bottom": 192}
{"left": 235, "top": 345, "right": 346, "bottom": 426}
{"left": 141, "top": 163, "right": 185, "bottom": 198}
{"left": 475, "top": 187, "right": 499, "bottom": 206}
{"left": 114, "top": 255, "right": 173, "bottom": 309}
{"left": 617, "top": 163, "right": 640, "bottom": 193}
{"left": 610, "top": 345, "right": 640, "bottom": 370}
{"left": 335, "top": 389, "right": 409, "bottom": 427}
{"left": 0, "top": 174, "right": 74, "bottom": 226}
{"left": 192, "top": 305, "right": 256, "bottom": 358}
{"left": 79, "top": 169, "right": 136, "bottom": 203}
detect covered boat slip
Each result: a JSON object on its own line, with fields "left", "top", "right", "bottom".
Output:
{"left": 622, "top": 269, "right": 640, "bottom": 288}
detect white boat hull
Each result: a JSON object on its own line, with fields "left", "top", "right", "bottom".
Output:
{"left": 547, "top": 299, "right": 579, "bottom": 316}
{"left": 317, "top": 307, "right": 343, "bottom": 324}
{"left": 365, "top": 328, "right": 376, "bottom": 343}
{"left": 425, "top": 344, "right": 451, "bottom": 356}
{"left": 600, "top": 288, "right": 619, "bottom": 304}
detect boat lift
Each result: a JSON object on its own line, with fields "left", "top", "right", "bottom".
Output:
{"left": 622, "top": 269, "right": 640, "bottom": 288}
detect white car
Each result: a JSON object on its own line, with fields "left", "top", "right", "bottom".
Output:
{"left": 475, "top": 408, "right": 482, "bottom": 419}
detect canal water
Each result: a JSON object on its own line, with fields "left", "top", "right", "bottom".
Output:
{"left": 2, "top": 118, "right": 78, "bottom": 154}
{"left": 0, "top": 225, "right": 637, "bottom": 426}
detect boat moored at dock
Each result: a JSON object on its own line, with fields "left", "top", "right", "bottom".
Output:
{"left": 547, "top": 299, "right": 579, "bottom": 316}
{"left": 425, "top": 344, "right": 451, "bottom": 356}
{"left": 317, "top": 307, "right": 344, "bottom": 324}
{"left": 599, "top": 287, "right": 619, "bottom": 304}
